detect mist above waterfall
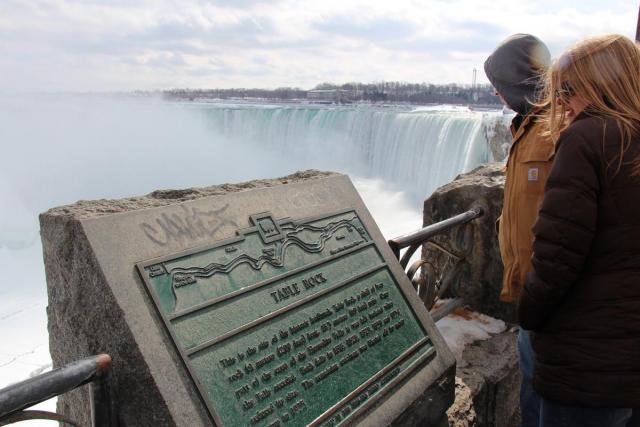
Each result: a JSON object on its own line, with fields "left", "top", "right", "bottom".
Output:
{"left": 0, "top": 94, "right": 506, "bottom": 249}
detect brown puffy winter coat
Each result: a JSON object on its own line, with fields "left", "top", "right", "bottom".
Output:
{"left": 518, "top": 111, "right": 640, "bottom": 407}
{"left": 498, "top": 112, "right": 555, "bottom": 302}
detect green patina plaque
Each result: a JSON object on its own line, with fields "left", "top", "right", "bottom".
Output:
{"left": 137, "top": 209, "right": 435, "bottom": 426}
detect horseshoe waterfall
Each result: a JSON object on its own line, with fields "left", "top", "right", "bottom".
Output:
{"left": 195, "top": 103, "right": 506, "bottom": 203}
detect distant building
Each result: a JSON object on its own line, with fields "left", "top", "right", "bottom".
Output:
{"left": 306, "top": 89, "right": 359, "bottom": 102}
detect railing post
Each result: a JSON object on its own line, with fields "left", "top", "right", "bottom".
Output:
{"left": 90, "top": 368, "right": 118, "bottom": 427}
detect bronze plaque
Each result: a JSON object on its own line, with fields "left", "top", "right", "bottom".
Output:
{"left": 137, "top": 208, "right": 436, "bottom": 426}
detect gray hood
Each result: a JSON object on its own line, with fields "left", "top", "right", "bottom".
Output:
{"left": 484, "top": 34, "right": 550, "bottom": 115}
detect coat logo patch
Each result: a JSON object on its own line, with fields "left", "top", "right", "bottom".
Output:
{"left": 527, "top": 167, "right": 539, "bottom": 181}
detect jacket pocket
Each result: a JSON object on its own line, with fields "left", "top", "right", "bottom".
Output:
{"left": 517, "top": 143, "right": 554, "bottom": 195}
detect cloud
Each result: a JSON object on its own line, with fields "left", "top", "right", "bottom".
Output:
{"left": 206, "top": 0, "right": 285, "bottom": 7}
{"left": 0, "top": 0, "right": 636, "bottom": 91}
{"left": 313, "top": 16, "right": 417, "bottom": 43}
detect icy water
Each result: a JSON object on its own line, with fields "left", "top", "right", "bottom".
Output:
{"left": 0, "top": 95, "right": 507, "bottom": 423}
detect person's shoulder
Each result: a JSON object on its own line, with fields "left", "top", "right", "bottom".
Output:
{"left": 557, "top": 114, "right": 608, "bottom": 151}
{"left": 556, "top": 114, "right": 610, "bottom": 164}
{"left": 564, "top": 113, "right": 610, "bottom": 139}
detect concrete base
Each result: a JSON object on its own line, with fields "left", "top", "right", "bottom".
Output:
{"left": 446, "top": 328, "right": 520, "bottom": 427}
{"left": 40, "top": 170, "right": 456, "bottom": 426}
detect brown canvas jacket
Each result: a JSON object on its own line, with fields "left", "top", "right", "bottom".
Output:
{"left": 498, "top": 111, "right": 554, "bottom": 302}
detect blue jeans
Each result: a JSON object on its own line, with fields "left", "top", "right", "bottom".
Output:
{"left": 540, "top": 397, "right": 632, "bottom": 427}
{"left": 518, "top": 329, "right": 540, "bottom": 427}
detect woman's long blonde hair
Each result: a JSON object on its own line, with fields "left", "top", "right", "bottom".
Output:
{"left": 537, "top": 34, "right": 640, "bottom": 175}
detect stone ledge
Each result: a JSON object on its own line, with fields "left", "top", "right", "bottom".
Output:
{"left": 42, "top": 169, "right": 338, "bottom": 219}
{"left": 446, "top": 328, "right": 520, "bottom": 427}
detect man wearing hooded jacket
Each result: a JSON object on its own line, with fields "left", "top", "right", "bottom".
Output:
{"left": 484, "top": 34, "right": 553, "bottom": 427}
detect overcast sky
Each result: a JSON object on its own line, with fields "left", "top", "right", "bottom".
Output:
{"left": 0, "top": 0, "right": 636, "bottom": 92}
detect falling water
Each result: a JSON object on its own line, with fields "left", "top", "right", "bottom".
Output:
{"left": 190, "top": 102, "right": 502, "bottom": 203}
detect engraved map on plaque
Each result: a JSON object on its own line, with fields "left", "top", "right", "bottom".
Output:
{"left": 137, "top": 209, "right": 435, "bottom": 426}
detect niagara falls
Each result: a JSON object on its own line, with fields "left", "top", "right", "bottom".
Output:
{"left": 0, "top": 1, "right": 633, "bottom": 426}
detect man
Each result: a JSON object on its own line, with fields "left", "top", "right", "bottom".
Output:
{"left": 484, "top": 34, "right": 553, "bottom": 427}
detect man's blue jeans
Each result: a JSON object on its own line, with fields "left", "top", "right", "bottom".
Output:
{"left": 518, "top": 329, "right": 540, "bottom": 427}
{"left": 540, "top": 397, "right": 632, "bottom": 427}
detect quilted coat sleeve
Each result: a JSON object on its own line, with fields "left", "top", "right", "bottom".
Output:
{"left": 518, "top": 126, "right": 600, "bottom": 330}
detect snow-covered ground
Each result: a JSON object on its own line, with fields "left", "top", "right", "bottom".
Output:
{"left": 0, "top": 245, "right": 56, "bottom": 423}
{"left": 435, "top": 301, "right": 506, "bottom": 363}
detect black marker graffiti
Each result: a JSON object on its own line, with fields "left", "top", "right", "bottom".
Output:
{"left": 141, "top": 204, "right": 238, "bottom": 246}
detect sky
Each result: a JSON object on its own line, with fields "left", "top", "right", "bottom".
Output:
{"left": 0, "top": 0, "right": 637, "bottom": 92}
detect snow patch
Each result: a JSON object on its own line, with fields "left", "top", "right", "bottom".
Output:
{"left": 435, "top": 300, "right": 507, "bottom": 364}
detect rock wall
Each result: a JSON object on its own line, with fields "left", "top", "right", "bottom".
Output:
{"left": 448, "top": 329, "right": 520, "bottom": 427}
{"left": 422, "top": 163, "right": 515, "bottom": 322}
{"left": 484, "top": 116, "right": 512, "bottom": 162}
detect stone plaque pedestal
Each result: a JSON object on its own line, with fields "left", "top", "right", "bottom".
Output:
{"left": 41, "top": 171, "right": 455, "bottom": 426}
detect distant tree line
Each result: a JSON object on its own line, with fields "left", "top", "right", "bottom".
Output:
{"left": 161, "top": 87, "right": 308, "bottom": 102}
{"left": 161, "top": 81, "right": 501, "bottom": 105}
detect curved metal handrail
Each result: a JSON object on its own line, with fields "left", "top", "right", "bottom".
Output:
{"left": 388, "top": 207, "right": 483, "bottom": 261}
{"left": 0, "top": 354, "right": 117, "bottom": 427}
{"left": 388, "top": 207, "right": 484, "bottom": 319}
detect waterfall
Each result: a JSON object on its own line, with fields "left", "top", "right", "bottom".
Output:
{"left": 190, "top": 103, "right": 508, "bottom": 203}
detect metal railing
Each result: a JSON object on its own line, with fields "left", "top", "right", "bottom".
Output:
{"left": 388, "top": 207, "right": 483, "bottom": 321}
{"left": 0, "top": 354, "right": 117, "bottom": 427}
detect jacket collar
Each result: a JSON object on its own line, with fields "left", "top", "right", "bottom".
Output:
{"left": 511, "top": 112, "right": 536, "bottom": 141}
{"left": 508, "top": 108, "right": 542, "bottom": 157}
{"left": 573, "top": 108, "right": 596, "bottom": 123}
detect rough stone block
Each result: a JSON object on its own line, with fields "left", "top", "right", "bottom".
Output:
{"left": 447, "top": 329, "right": 520, "bottom": 427}
{"left": 422, "top": 163, "right": 514, "bottom": 322}
{"left": 41, "top": 170, "right": 456, "bottom": 426}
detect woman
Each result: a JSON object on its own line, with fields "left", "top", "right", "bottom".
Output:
{"left": 518, "top": 34, "right": 640, "bottom": 427}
